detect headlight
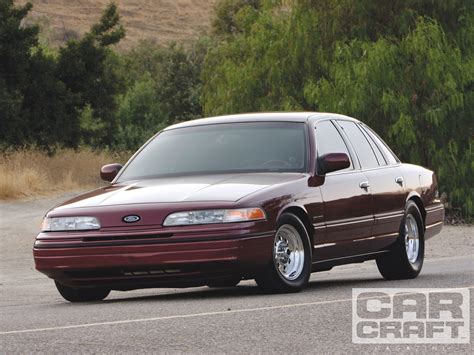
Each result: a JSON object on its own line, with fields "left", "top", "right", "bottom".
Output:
{"left": 41, "top": 216, "right": 101, "bottom": 232}
{"left": 163, "top": 208, "right": 266, "bottom": 226}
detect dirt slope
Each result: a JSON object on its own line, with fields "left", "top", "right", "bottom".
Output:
{"left": 16, "top": 0, "right": 217, "bottom": 49}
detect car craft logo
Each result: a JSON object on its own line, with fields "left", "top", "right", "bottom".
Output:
{"left": 352, "top": 288, "right": 470, "bottom": 344}
{"left": 122, "top": 215, "right": 141, "bottom": 223}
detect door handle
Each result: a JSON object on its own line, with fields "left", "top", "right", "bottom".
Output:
{"left": 395, "top": 176, "right": 404, "bottom": 186}
{"left": 359, "top": 181, "right": 370, "bottom": 189}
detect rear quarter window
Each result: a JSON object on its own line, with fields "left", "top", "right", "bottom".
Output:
{"left": 337, "top": 120, "right": 380, "bottom": 169}
{"left": 360, "top": 125, "right": 399, "bottom": 165}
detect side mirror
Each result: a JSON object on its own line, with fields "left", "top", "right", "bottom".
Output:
{"left": 318, "top": 153, "right": 350, "bottom": 175}
{"left": 100, "top": 163, "right": 123, "bottom": 182}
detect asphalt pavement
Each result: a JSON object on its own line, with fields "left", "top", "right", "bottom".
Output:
{"left": 1, "top": 195, "right": 472, "bottom": 353}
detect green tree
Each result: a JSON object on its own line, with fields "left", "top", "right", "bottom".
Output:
{"left": 203, "top": 0, "right": 474, "bottom": 217}
{"left": 307, "top": 18, "right": 473, "bottom": 216}
{"left": 0, "top": 1, "right": 37, "bottom": 145}
{"left": 155, "top": 42, "right": 206, "bottom": 123}
{"left": 21, "top": 50, "right": 79, "bottom": 148}
{"left": 57, "top": 2, "right": 125, "bottom": 147}
{"left": 121, "top": 39, "right": 207, "bottom": 125}
{"left": 212, "top": 0, "right": 261, "bottom": 36}
{"left": 0, "top": 0, "right": 77, "bottom": 149}
{"left": 115, "top": 73, "right": 166, "bottom": 150}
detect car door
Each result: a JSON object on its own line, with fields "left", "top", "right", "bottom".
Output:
{"left": 359, "top": 123, "right": 407, "bottom": 239}
{"left": 336, "top": 120, "right": 406, "bottom": 253}
{"left": 313, "top": 120, "right": 373, "bottom": 261}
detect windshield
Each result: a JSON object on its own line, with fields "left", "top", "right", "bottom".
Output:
{"left": 117, "top": 122, "right": 308, "bottom": 181}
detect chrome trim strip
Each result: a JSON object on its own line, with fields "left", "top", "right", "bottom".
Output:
{"left": 425, "top": 206, "right": 445, "bottom": 213}
{"left": 375, "top": 212, "right": 404, "bottom": 221}
{"left": 326, "top": 217, "right": 373, "bottom": 228}
{"left": 313, "top": 250, "right": 389, "bottom": 264}
{"left": 353, "top": 232, "right": 399, "bottom": 242}
{"left": 313, "top": 222, "right": 325, "bottom": 230}
{"left": 313, "top": 243, "right": 336, "bottom": 249}
{"left": 313, "top": 232, "right": 398, "bottom": 248}
{"left": 426, "top": 221, "right": 443, "bottom": 229}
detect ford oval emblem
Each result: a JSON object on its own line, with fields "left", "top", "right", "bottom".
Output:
{"left": 123, "top": 215, "right": 141, "bottom": 223}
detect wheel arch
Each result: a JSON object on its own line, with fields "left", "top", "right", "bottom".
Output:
{"left": 406, "top": 192, "right": 426, "bottom": 230}
{"left": 278, "top": 205, "right": 314, "bottom": 246}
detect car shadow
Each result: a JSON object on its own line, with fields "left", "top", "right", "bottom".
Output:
{"left": 97, "top": 275, "right": 389, "bottom": 305}
{"left": 56, "top": 271, "right": 452, "bottom": 306}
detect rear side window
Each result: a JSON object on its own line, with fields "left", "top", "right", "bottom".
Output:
{"left": 358, "top": 123, "right": 387, "bottom": 166}
{"left": 337, "top": 121, "right": 379, "bottom": 169}
{"left": 360, "top": 125, "right": 399, "bottom": 165}
{"left": 315, "top": 120, "right": 353, "bottom": 171}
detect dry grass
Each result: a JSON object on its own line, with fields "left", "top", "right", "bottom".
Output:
{"left": 16, "top": 0, "right": 217, "bottom": 49}
{"left": 0, "top": 148, "right": 128, "bottom": 200}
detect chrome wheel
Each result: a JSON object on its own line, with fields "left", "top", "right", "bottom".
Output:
{"left": 273, "top": 224, "right": 305, "bottom": 281}
{"left": 404, "top": 214, "right": 420, "bottom": 264}
{"left": 376, "top": 201, "right": 424, "bottom": 280}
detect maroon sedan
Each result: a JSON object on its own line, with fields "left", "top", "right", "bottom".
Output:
{"left": 34, "top": 113, "right": 444, "bottom": 302}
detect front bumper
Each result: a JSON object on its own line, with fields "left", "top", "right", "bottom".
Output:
{"left": 33, "top": 222, "right": 274, "bottom": 289}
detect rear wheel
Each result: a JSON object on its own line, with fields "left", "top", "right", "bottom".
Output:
{"left": 376, "top": 201, "right": 425, "bottom": 280}
{"left": 55, "top": 281, "right": 110, "bottom": 302}
{"left": 255, "top": 213, "right": 312, "bottom": 293}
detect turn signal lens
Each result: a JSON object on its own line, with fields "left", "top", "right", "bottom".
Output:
{"left": 41, "top": 217, "right": 51, "bottom": 231}
{"left": 247, "top": 208, "right": 266, "bottom": 220}
{"left": 224, "top": 208, "right": 266, "bottom": 222}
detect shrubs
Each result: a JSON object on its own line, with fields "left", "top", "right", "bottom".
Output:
{"left": 0, "top": 1, "right": 205, "bottom": 152}
{"left": 0, "top": 0, "right": 472, "bottom": 219}
{"left": 115, "top": 40, "right": 207, "bottom": 150}
{"left": 201, "top": 0, "right": 474, "bottom": 219}
{"left": 0, "top": 1, "right": 125, "bottom": 149}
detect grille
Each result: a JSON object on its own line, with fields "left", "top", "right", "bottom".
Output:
{"left": 82, "top": 233, "right": 173, "bottom": 242}
{"left": 64, "top": 268, "right": 182, "bottom": 279}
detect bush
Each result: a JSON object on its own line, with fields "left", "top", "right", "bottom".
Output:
{"left": 57, "top": 3, "right": 126, "bottom": 147}
{"left": 115, "top": 74, "right": 166, "bottom": 150}
{"left": 202, "top": 0, "right": 474, "bottom": 218}
{"left": 111, "top": 39, "right": 209, "bottom": 149}
{"left": 0, "top": 0, "right": 77, "bottom": 149}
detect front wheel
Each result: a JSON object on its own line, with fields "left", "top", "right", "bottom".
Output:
{"left": 376, "top": 201, "right": 425, "bottom": 280}
{"left": 55, "top": 281, "right": 110, "bottom": 302}
{"left": 255, "top": 213, "right": 312, "bottom": 293}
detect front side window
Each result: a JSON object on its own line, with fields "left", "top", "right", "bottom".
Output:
{"left": 118, "top": 122, "right": 308, "bottom": 181}
{"left": 337, "top": 121, "right": 380, "bottom": 169}
{"left": 315, "top": 120, "right": 353, "bottom": 172}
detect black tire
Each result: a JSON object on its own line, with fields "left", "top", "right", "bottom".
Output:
{"left": 55, "top": 281, "right": 110, "bottom": 302}
{"left": 255, "top": 213, "right": 312, "bottom": 293}
{"left": 376, "top": 200, "right": 425, "bottom": 280}
{"left": 207, "top": 278, "right": 241, "bottom": 288}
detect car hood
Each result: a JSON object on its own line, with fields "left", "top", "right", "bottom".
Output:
{"left": 54, "top": 173, "right": 306, "bottom": 211}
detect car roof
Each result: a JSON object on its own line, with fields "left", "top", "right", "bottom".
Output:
{"left": 164, "top": 112, "right": 360, "bottom": 130}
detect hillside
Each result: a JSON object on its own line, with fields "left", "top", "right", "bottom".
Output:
{"left": 17, "top": 0, "right": 217, "bottom": 49}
